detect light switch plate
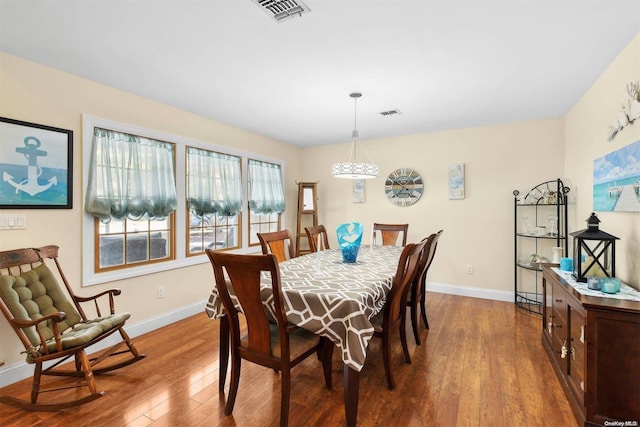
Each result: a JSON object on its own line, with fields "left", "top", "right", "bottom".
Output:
{"left": 0, "top": 214, "right": 27, "bottom": 230}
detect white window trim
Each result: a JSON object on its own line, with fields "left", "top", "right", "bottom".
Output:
{"left": 82, "top": 114, "right": 285, "bottom": 286}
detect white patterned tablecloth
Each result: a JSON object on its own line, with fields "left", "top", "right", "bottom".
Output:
{"left": 206, "top": 245, "right": 402, "bottom": 371}
{"left": 551, "top": 267, "right": 640, "bottom": 302}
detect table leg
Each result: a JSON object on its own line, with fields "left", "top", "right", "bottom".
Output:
{"left": 219, "top": 315, "right": 229, "bottom": 392}
{"left": 343, "top": 364, "right": 360, "bottom": 427}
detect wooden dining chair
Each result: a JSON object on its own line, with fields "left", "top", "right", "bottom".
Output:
{"left": 373, "top": 223, "right": 409, "bottom": 246}
{"left": 206, "top": 250, "right": 333, "bottom": 427}
{"left": 257, "top": 230, "right": 295, "bottom": 263}
{"left": 304, "top": 224, "right": 330, "bottom": 253}
{"left": 370, "top": 239, "right": 427, "bottom": 390}
{"left": 407, "top": 230, "right": 443, "bottom": 345}
{"left": 0, "top": 245, "right": 146, "bottom": 410}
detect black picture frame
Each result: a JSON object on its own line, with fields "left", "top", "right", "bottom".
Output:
{"left": 0, "top": 117, "right": 73, "bottom": 209}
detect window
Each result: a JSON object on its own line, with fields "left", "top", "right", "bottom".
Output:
{"left": 248, "top": 211, "right": 281, "bottom": 246}
{"left": 248, "top": 159, "right": 286, "bottom": 245}
{"left": 98, "top": 217, "right": 173, "bottom": 270}
{"left": 82, "top": 115, "right": 285, "bottom": 286}
{"left": 186, "top": 145, "right": 242, "bottom": 255}
{"left": 85, "top": 127, "right": 177, "bottom": 272}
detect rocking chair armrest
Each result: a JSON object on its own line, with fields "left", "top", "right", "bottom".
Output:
{"left": 12, "top": 312, "right": 68, "bottom": 329}
{"left": 13, "top": 312, "right": 66, "bottom": 353}
{"left": 74, "top": 288, "right": 122, "bottom": 303}
{"left": 74, "top": 288, "right": 122, "bottom": 316}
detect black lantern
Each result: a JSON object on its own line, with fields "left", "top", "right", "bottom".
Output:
{"left": 570, "top": 212, "right": 619, "bottom": 282}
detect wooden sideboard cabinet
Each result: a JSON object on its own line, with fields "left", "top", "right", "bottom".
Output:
{"left": 542, "top": 265, "right": 640, "bottom": 426}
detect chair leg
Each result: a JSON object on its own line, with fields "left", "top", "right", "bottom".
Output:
{"left": 321, "top": 338, "right": 333, "bottom": 390}
{"left": 219, "top": 316, "right": 229, "bottom": 392}
{"left": 382, "top": 333, "right": 395, "bottom": 390}
{"left": 77, "top": 350, "right": 98, "bottom": 395}
{"left": 225, "top": 356, "right": 241, "bottom": 415}
{"left": 420, "top": 288, "right": 429, "bottom": 329}
{"left": 119, "top": 327, "right": 142, "bottom": 358}
{"left": 30, "top": 362, "right": 43, "bottom": 404}
{"left": 410, "top": 302, "right": 421, "bottom": 345}
{"left": 400, "top": 317, "right": 411, "bottom": 365}
{"left": 280, "top": 368, "right": 291, "bottom": 427}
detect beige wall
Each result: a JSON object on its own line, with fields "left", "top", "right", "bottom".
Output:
{"left": 565, "top": 34, "right": 640, "bottom": 287}
{"left": 0, "top": 53, "right": 302, "bottom": 368}
{"left": 302, "top": 119, "right": 565, "bottom": 292}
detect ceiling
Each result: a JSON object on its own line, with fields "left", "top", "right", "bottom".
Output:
{"left": 1, "top": 1, "right": 639, "bottom": 147}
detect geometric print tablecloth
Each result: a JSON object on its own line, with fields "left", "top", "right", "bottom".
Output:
{"left": 205, "top": 245, "right": 403, "bottom": 371}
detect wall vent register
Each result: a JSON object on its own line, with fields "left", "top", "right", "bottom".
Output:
{"left": 250, "top": 0, "right": 310, "bottom": 22}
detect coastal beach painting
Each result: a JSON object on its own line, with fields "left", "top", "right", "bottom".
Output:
{"left": 0, "top": 117, "right": 73, "bottom": 209}
{"left": 593, "top": 140, "right": 640, "bottom": 212}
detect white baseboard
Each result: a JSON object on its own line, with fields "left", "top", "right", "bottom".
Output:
{"left": 1, "top": 283, "right": 514, "bottom": 387}
{"left": 426, "top": 281, "right": 514, "bottom": 302}
{"left": 0, "top": 300, "right": 207, "bottom": 388}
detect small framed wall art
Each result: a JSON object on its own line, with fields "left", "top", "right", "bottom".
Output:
{"left": 448, "top": 163, "right": 465, "bottom": 200}
{"left": 352, "top": 179, "right": 365, "bottom": 203}
{"left": 0, "top": 117, "right": 73, "bottom": 209}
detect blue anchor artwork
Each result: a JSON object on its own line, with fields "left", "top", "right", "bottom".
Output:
{"left": 3, "top": 136, "right": 58, "bottom": 196}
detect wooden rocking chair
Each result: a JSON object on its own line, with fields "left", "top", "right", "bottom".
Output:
{"left": 0, "top": 245, "right": 146, "bottom": 410}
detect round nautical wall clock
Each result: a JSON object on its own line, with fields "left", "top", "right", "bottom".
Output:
{"left": 384, "top": 168, "right": 424, "bottom": 207}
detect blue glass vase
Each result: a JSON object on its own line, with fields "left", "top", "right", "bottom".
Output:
{"left": 336, "top": 222, "right": 363, "bottom": 263}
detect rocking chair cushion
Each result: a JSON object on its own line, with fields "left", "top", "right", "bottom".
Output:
{"left": 0, "top": 264, "right": 88, "bottom": 345}
{"left": 29, "top": 312, "right": 131, "bottom": 362}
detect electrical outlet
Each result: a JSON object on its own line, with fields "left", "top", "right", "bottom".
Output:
{"left": 157, "top": 286, "right": 165, "bottom": 299}
{"left": 466, "top": 265, "right": 473, "bottom": 274}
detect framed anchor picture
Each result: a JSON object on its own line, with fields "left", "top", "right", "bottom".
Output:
{"left": 0, "top": 117, "right": 73, "bottom": 209}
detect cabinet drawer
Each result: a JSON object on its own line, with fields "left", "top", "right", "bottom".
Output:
{"left": 552, "top": 286, "right": 568, "bottom": 325}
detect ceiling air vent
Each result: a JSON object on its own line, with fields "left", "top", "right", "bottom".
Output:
{"left": 380, "top": 109, "right": 402, "bottom": 117}
{"left": 251, "top": 0, "right": 311, "bottom": 23}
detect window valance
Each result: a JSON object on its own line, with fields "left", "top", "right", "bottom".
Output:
{"left": 248, "top": 159, "right": 285, "bottom": 214}
{"left": 84, "top": 128, "right": 177, "bottom": 222}
{"left": 186, "top": 147, "right": 242, "bottom": 217}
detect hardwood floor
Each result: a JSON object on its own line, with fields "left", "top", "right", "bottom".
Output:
{"left": 0, "top": 293, "right": 577, "bottom": 427}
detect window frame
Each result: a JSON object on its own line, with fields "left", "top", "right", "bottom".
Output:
{"left": 82, "top": 115, "right": 285, "bottom": 286}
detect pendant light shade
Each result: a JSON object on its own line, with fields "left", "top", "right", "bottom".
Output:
{"left": 332, "top": 92, "right": 379, "bottom": 179}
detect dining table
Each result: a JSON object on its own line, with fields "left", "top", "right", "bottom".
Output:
{"left": 205, "top": 244, "right": 403, "bottom": 426}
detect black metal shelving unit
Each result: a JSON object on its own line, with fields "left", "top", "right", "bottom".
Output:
{"left": 513, "top": 179, "right": 570, "bottom": 314}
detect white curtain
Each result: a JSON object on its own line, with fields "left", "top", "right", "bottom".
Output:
{"left": 248, "top": 159, "right": 285, "bottom": 214}
{"left": 84, "top": 128, "right": 177, "bottom": 222}
{"left": 187, "top": 147, "right": 242, "bottom": 217}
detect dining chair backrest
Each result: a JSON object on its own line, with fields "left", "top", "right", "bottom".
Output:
{"left": 373, "top": 223, "right": 409, "bottom": 246}
{"left": 421, "top": 230, "right": 443, "bottom": 278}
{"left": 415, "top": 230, "right": 443, "bottom": 289}
{"left": 406, "top": 230, "right": 443, "bottom": 343}
{"left": 257, "top": 230, "right": 295, "bottom": 263}
{"left": 305, "top": 225, "right": 330, "bottom": 253}
{"left": 383, "top": 239, "right": 427, "bottom": 327}
{"left": 207, "top": 251, "right": 287, "bottom": 358}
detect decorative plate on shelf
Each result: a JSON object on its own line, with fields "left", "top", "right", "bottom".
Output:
{"left": 384, "top": 168, "right": 423, "bottom": 207}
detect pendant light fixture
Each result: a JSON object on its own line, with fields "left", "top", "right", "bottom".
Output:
{"left": 332, "top": 92, "right": 379, "bottom": 179}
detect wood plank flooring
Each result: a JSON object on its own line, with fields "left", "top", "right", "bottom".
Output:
{"left": 0, "top": 293, "right": 577, "bottom": 426}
